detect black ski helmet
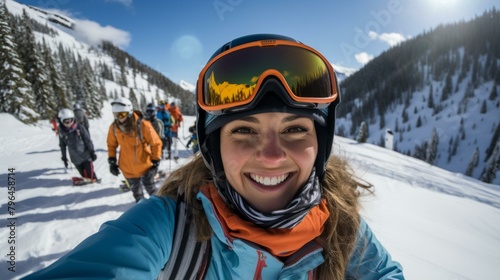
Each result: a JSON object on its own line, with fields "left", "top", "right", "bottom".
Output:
{"left": 144, "top": 103, "right": 156, "bottom": 120}
{"left": 196, "top": 34, "right": 340, "bottom": 183}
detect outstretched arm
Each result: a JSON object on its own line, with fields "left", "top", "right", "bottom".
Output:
{"left": 22, "top": 196, "right": 176, "bottom": 279}
{"left": 346, "top": 218, "right": 404, "bottom": 279}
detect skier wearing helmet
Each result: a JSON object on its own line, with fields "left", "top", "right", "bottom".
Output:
{"left": 144, "top": 102, "right": 165, "bottom": 150}
{"left": 23, "top": 34, "right": 403, "bottom": 279}
{"left": 107, "top": 97, "right": 162, "bottom": 202}
{"left": 57, "top": 108, "right": 98, "bottom": 182}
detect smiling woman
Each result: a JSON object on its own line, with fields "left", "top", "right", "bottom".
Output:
{"left": 22, "top": 34, "right": 404, "bottom": 280}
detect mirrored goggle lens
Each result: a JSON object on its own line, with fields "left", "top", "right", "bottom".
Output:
{"left": 114, "top": 112, "right": 129, "bottom": 119}
{"left": 63, "top": 118, "right": 73, "bottom": 124}
{"left": 200, "top": 44, "right": 336, "bottom": 112}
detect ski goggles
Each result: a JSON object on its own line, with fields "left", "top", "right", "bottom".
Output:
{"left": 114, "top": 112, "right": 129, "bottom": 119}
{"left": 197, "top": 39, "right": 338, "bottom": 115}
{"left": 62, "top": 118, "right": 74, "bottom": 124}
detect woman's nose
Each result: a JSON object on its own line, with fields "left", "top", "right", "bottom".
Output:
{"left": 255, "top": 129, "right": 286, "bottom": 164}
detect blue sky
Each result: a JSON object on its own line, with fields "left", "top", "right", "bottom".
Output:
{"left": 17, "top": 0, "right": 499, "bottom": 85}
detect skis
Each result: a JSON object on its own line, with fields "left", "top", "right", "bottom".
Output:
{"left": 118, "top": 179, "right": 132, "bottom": 192}
{"left": 117, "top": 170, "right": 169, "bottom": 192}
{"left": 72, "top": 177, "right": 101, "bottom": 186}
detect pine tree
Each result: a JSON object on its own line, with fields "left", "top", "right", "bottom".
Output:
{"left": 448, "top": 135, "right": 460, "bottom": 162}
{"left": 155, "top": 89, "right": 161, "bottom": 102}
{"left": 413, "top": 142, "right": 428, "bottom": 161}
{"left": 379, "top": 113, "right": 385, "bottom": 129}
{"left": 120, "top": 64, "right": 127, "bottom": 87}
{"left": 80, "top": 59, "right": 102, "bottom": 118}
{"left": 416, "top": 116, "right": 422, "bottom": 128}
{"left": 401, "top": 108, "right": 408, "bottom": 123}
{"left": 17, "top": 9, "right": 55, "bottom": 119}
{"left": 70, "top": 54, "right": 85, "bottom": 104}
{"left": 97, "top": 78, "right": 107, "bottom": 101}
{"left": 489, "top": 83, "right": 498, "bottom": 100}
{"left": 129, "top": 88, "right": 139, "bottom": 110}
{"left": 57, "top": 43, "right": 74, "bottom": 101}
{"left": 440, "top": 73, "right": 453, "bottom": 101}
{"left": 426, "top": 128, "right": 439, "bottom": 165}
{"left": 356, "top": 121, "right": 368, "bottom": 143}
{"left": 43, "top": 40, "right": 69, "bottom": 111}
{"left": 465, "top": 147, "right": 479, "bottom": 176}
{"left": 428, "top": 84, "right": 434, "bottom": 109}
{"left": 480, "top": 146, "right": 499, "bottom": 184}
{"left": 485, "top": 123, "right": 500, "bottom": 162}
{"left": 0, "top": 2, "right": 37, "bottom": 123}
{"left": 480, "top": 100, "right": 487, "bottom": 114}
{"left": 140, "top": 93, "right": 147, "bottom": 110}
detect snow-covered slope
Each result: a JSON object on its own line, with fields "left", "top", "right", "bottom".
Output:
{"left": 0, "top": 105, "right": 499, "bottom": 279}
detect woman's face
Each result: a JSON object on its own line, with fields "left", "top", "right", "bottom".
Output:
{"left": 220, "top": 112, "right": 317, "bottom": 212}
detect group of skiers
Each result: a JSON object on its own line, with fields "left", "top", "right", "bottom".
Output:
{"left": 55, "top": 98, "right": 189, "bottom": 202}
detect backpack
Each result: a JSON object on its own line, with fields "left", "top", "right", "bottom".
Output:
{"left": 157, "top": 193, "right": 211, "bottom": 280}
{"left": 74, "top": 109, "right": 85, "bottom": 123}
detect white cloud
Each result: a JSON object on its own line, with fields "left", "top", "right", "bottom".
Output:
{"left": 355, "top": 52, "right": 374, "bottom": 65}
{"left": 368, "top": 31, "right": 408, "bottom": 47}
{"left": 73, "top": 19, "right": 131, "bottom": 48}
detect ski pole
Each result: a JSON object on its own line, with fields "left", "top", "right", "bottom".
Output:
{"left": 168, "top": 151, "right": 172, "bottom": 172}
{"left": 175, "top": 137, "right": 189, "bottom": 149}
{"left": 121, "top": 172, "right": 131, "bottom": 189}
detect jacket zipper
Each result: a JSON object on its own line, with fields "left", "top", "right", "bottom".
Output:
{"left": 253, "top": 251, "right": 267, "bottom": 280}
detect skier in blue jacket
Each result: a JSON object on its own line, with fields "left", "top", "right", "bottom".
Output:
{"left": 156, "top": 103, "right": 172, "bottom": 159}
{"left": 23, "top": 34, "right": 404, "bottom": 279}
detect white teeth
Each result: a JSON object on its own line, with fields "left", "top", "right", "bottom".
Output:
{"left": 250, "top": 174, "right": 288, "bottom": 186}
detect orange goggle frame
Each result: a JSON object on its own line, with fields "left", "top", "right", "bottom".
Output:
{"left": 114, "top": 112, "right": 129, "bottom": 119}
{"left": 197, "top": 39, "right": 338, "bottom": 115}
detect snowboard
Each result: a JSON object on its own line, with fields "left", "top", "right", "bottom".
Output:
{"left": 72, "top": 177, "right": 101, "bottom": 186}
{"left": 118, "top": 170, "right": 169, "bottom": 192}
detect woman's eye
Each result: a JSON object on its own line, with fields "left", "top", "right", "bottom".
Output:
{"left": 231, "top": 127, "right": 254, "bottom": 134}
{"left": 283, "top": 126, "right": 308, "bottom": 134}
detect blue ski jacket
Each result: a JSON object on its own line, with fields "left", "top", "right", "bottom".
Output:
{"left": 22, "top": 193, "right": 404, "bottom": 279}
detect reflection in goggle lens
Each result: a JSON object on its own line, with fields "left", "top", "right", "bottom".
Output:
{"left": 114, "top": 112, "right": 129, "bottom": 119}
{"left": 203, "top": 45, "right": 333, "bottom": 108}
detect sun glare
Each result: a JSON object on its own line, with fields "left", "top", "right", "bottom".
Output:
{"left": 428, "top": 0, "right": 460, "bottom": 9}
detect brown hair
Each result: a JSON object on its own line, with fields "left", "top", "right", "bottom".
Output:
{"left": 114, "top": 114, "right": 138, "bottom": 135}
{"left": 157, "top": 154, "right": 372, "bottom": 279}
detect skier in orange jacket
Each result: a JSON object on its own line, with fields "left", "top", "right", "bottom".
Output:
{"left": 107, "top": 97, "right": 162, "bottom": 202}
{"left": 168, "top": 102, "right": 183, "bottom": 160}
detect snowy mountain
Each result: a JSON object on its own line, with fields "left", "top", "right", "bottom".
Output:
{"left": 179, "top": 79, "right": 196, "bottom": 93}
{"left": 332, "top": 63, "right": 357, "bottom": 82}
{"left": 1, "top": 0, "right": 195, "bottom": 122}
{"left": 0, "top": 105, "right": 499, "bottom": 279}
{"left": 335, "top": 10, "right": 500, "bottom": 185}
